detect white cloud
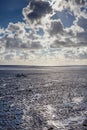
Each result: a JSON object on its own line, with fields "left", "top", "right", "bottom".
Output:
{"left": 0, "top": 0, "right": 87, "bottom": 65}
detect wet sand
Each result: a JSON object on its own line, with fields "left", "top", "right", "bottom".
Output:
{"left": 0, "top": 66, "right": 87, "bottom": 130}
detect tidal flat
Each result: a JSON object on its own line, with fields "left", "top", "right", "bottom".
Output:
{"left": 0, "top": 66, "right": 87, "bottom": 130}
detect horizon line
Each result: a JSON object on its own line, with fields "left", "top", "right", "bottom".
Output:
{"left": 0, "top": 65, "right": 87, "bottom": 67}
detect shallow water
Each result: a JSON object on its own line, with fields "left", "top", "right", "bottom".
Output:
{"left": 0, "top": 66, "right": 87, "bottom": 130}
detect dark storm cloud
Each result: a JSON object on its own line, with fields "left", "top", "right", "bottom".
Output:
{"left": 27, "top": 1, "right": 52, "bottom": 21}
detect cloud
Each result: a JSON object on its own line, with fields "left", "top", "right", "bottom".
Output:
{"left": 5, "top": 37, "right": 21, "bottom": 49}
{"left": 30, "top": 41, "right": 43, "bottom": 49}
{"left": 63, "top": 47, "right": 87, "bottom": 60}
{"left": 4, "top": 54, "right": 15, "bottom": 60}
{"left": 0, "top": 0, "right": 87, "bottom": 65}
{"left": 49, "top": 20, "right": 64, "bottom": 36}
{"left": 50, "top": 37, "right": 87, "bottom": 48}
{"left": 50, "top": 40, "right": 70, "bottom": 48}
{"left": 8, "top": 23, "right": 20, "bottom": 31}
{"left": 75, "top": 0, "right": 85, "bottom": 5}
{"left": 77, "top": 16, "right": 87, "bottom": 31}
{"left": 0, "top": 22, "right": 44, "bottom": 51}
{"left": 2, "top": 35, "right": 43, "bottom": 50}
{"left": 64, "top": 0, "right": 86, "bottom": 5}
{"left": 76, "top": 31, "right": 87, "bottom": 43}
{"left": 23, "top": 0, "right": 52, "bottom": 24}
{"left": 52, "top": 0, "right": 87, "bottom": 18}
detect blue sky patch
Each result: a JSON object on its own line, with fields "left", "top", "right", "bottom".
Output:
{"left": 51, "top": 10, "right": 75, "bottom": 28}
{"left": 0, "top": 0, "right": 29, "bottom": 28}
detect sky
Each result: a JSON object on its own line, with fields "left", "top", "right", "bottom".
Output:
{"left": 0, "top": 0, "right": 87, "bottom": 66}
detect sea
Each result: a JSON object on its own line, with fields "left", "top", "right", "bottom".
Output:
{"left": 0, "top": 65, "right": 87, "bottom": 130}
